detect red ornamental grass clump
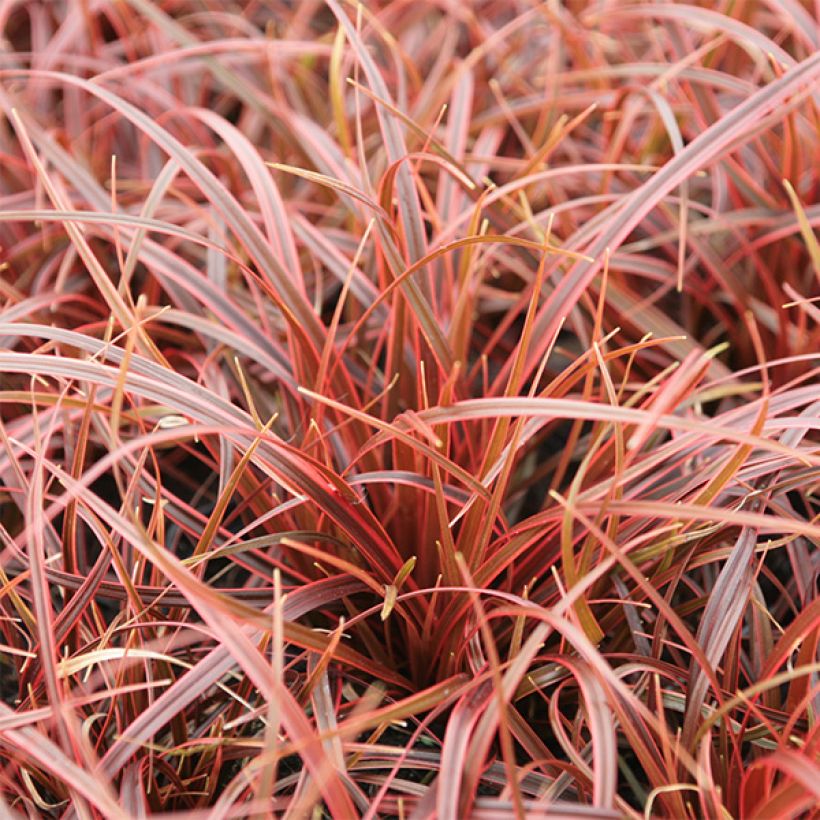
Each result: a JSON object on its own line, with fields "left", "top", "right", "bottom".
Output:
{"left": 0, "top": 1, "right": 818, "bottom": 817}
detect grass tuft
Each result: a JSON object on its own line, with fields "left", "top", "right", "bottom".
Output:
{"left": 0, "top": 1, "right": 818, "bottom": 816}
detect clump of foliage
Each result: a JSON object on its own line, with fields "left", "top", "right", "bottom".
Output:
{"left": 0, "top": 1, "right": 818, "bottom": 817}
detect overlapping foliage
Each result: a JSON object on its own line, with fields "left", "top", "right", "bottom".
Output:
{"left": 0, "top": 1, "right": 818, "bottom": 816}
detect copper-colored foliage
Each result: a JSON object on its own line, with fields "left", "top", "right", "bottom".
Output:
{"left": 0, "top": 1, "right": 818, "bottom": 816}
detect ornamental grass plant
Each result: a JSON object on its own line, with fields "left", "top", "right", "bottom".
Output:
{"left": 0, "top": 1, "right": 818, "bottom": 817}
